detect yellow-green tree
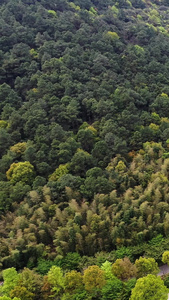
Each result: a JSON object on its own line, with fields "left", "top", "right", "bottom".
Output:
{"left": 64, "top": 270, "right": 83, "bottom": 294}
{"left": 112, "top": 257, "right": 137, "bottom": 281}
{"left": 106, "top": 31, "right": 119, "bottom": 40}
{"left": 10, "top": 286, "right": 34, "bottom": 300}
{"left": 6, "top": 161, "right": 35, "bottom": 185}
{"left": 0, "top": 268, "right": 20, "bottom": 296}
{"left": 162, "top": 251, "right": 169, "bottom": 265}
{"left": 135, "top": 257, "right": 159, "bottom": 278}
{"left": 47, "top": 266, "right": 65, "bottom": 298}
{"left": 83, "top": 265, "right": 106, "bottom": 294}
{"left": 17, "top": 268, "right": 42, "bottom": 296}
{"left": 49, "top": 164, "right": 69, "bottom": 181}
{"left": 10, "top": 142, "right": 27, "bottom": 158}
{"left": 0, "top": 297, "right": 20, "bottom": 300}
{"left": 130, "top": 274, "right": 168, "bottom": 300}
{"left": 0, "top": 120, "right": 8, "bottom": 128}
{"left": 101, "top": 261, "right": 114, "bottom": 279}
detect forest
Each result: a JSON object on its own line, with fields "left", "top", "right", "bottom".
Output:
{"left": 1, "top": 0, "right": 169, "bottom": 298}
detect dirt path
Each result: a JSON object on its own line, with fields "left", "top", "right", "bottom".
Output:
{"left": 158, "top": 264, "right": 169, "bottom": 276}
{"left": 158, "top": 265, "right": 169, "bottom": 300}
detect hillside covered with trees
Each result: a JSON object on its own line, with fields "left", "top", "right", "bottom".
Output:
{"left": 1, "top": 0, "right": 169, "bottom": 298}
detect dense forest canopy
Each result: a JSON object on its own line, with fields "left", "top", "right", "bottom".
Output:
{"left": 1, "top": 0, "right": 169, "bottom": 298}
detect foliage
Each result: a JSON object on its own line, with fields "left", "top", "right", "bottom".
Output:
{"left": 10, "top": 143, "right": 27, "bottom": 157}
{"left": 49, "top": 164, "right": 69, "bottom": 181}
{"left": 129, "top": 274, "right": 168, "bottom": 300}
{"left": 112, "top": 257, "right": 137, "bottom": 281}
{"left": 106, "top": 31, "right": 120, "bottom": 40}
{"left": 101, "top": 261, "right": 114, "bottom": 279}
{"left": 6, "top": 162, "right": 35, "bottom": 185}
{"left": 47, "top": 266, "right": 65, "bottom": 297}
{"left": 60, "top": 253, "right": 81, "bottom": 270}
{"left": 10, "top": 286, "right": 34, "bottom": 300}
{"left": 1, "top": 2, "right": 169, "bottom": 299}
{"left": 64, "top": 270, "right": 83, "bottom": 293}
{"left": 0, "top": 297, "right": 20, "bottom": 300}
{"left": 0, "top": 268, "right": 20, "bottom": 296}
{"left": 135, "top": 257, "right": 159, "bottom": 278}
{"left": 83, "top": 265, "right": 106, "bottom": 293}
{"left": 162, "top": 251, "right": 169, "bottom": 265}
{"left": 48, "top": 10, "right": 57, "bottom": 17}
{"left": 121, "top": 278, "right": 137, "bottom": 300}
{"left": 37, "top": 259, "right": 54, "bottom": 275}
{"left": 16, "top": 268, "right": 42, "bottom": 297}
{"left": 162, "top": 274, "right": 169, "bottom": 289}
{"left": 101, "top": 277, "right": 123, "bottom": 300}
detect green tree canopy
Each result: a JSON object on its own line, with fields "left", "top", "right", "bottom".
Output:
{"left": 83, "top": 265, "right": 106, "bottom": 293}
{"left": 0, "top": 268, "right": 20, "bottom": 296}
{"left": 47, "top": 266, "right": 65, "bottom": 298}
{"left": 162, "top": 251, "right": 169, "bottom": 265}
{"left": 135, "top": 257, "right": 159, "bottom": 278}
{"left": 112, "top": 257, "right": 137, "bottom": 281}
{"left": 130, "top": 274, "right": 168, "bottom": 300}
{"left": 6, "top": 161, "right": 35, "bottom": 185}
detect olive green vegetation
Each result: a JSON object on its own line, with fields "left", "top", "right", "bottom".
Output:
{"left": 1, "top": 0, "right": 169, "bottom": 298}
{"left": 130, "top": 274, "right": 168, "bottom": 300}
{"left": 0, "top": 258, "right": 168, "bottom": 300}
